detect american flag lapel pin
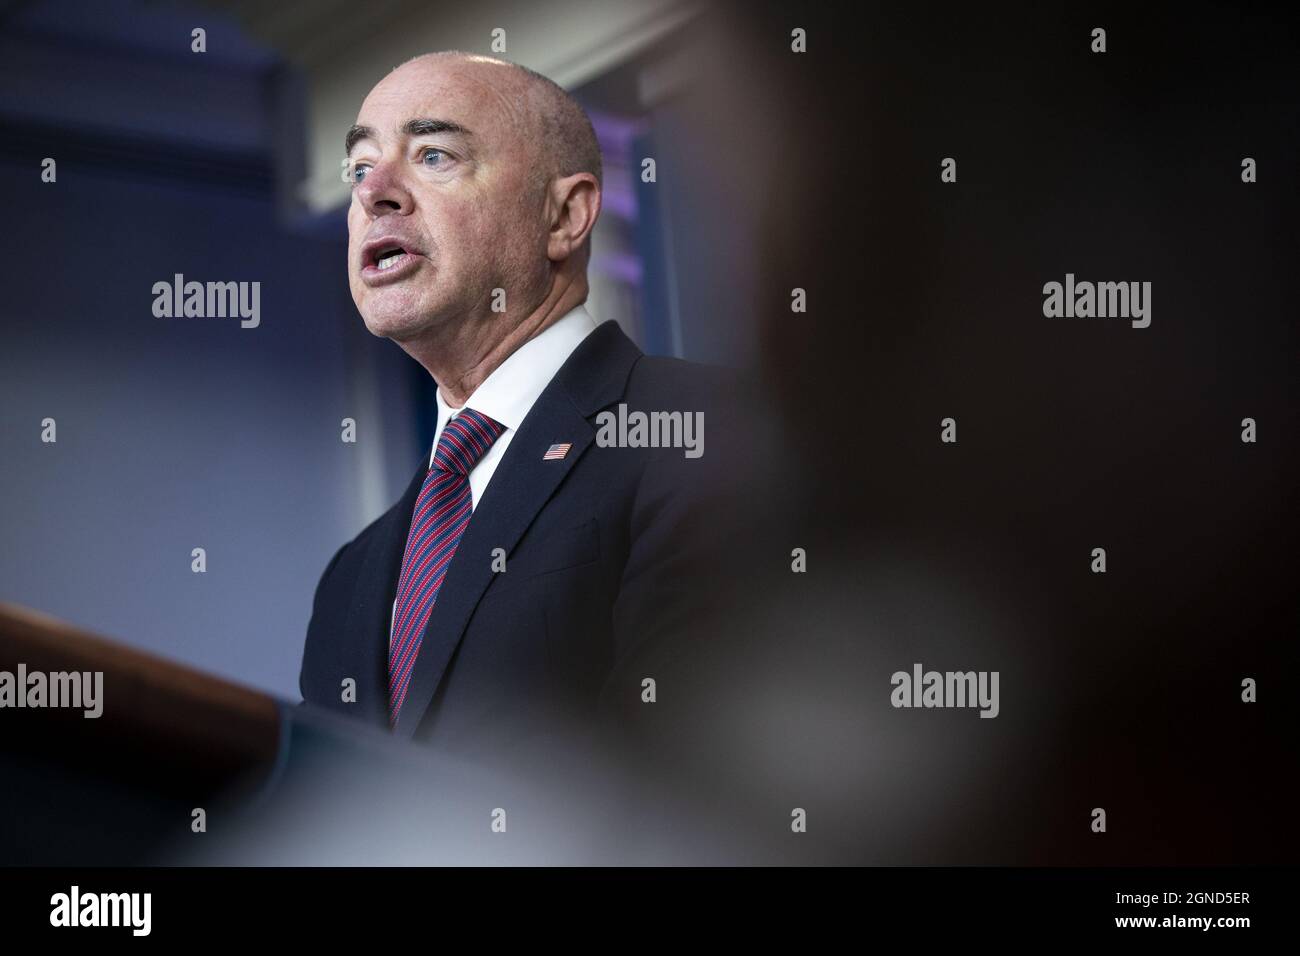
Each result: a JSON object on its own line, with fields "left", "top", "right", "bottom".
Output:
{"left": 542, "top": 442, "right": 572, "bottom": 461}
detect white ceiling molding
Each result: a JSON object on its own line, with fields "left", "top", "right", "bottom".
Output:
{"left": 204, "top": 0, "right": 701, "bottom": 213}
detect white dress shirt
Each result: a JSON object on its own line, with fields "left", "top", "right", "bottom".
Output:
{"left": 390, "top": 304, "right": 599, "bottom": 643}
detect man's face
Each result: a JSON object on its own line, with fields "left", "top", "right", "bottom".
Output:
{"left": 345, "top": 57, "right": 546, "bottom": 340}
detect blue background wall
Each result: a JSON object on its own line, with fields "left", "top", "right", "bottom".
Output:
{"left": 0, "top": 2, "right": 425, "bottom": 697}
{"left": 0, "top": 146, "right": 430, "bottom": 696}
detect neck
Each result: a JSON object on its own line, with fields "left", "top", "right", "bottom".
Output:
{"left": 406, "top": 278, "right": 586, "bottom": 408}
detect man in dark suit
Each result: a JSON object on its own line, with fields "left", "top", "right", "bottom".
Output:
{"left": 299, "top": 51, "right": 742, "bottom": 773}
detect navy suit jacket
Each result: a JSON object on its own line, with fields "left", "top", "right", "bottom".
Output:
{"left": 299, "top": 319, "right": 735, "bottom": 767}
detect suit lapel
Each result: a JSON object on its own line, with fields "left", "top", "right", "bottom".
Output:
{"left": 392, "top": 320, "right": 641, "bottom": 738}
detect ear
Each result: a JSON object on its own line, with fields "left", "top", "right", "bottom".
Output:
{"left": 545, "top": 172, "right": 601, "bottom": 263}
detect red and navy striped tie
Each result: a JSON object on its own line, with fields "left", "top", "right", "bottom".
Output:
{"left": 388, "top": 408, "right": 505, "bottom": 726}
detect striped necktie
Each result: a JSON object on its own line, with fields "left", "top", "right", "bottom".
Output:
{"left": 388, "top": 408, "right": 505, "bottom": 726}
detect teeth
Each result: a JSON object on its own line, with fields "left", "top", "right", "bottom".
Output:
{"left": 376, "top": 250, "right": 406, "bottom": 271}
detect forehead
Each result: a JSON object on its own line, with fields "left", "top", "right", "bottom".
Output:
{"left": 356, "top": 58, "right": 525, "bottom": 143}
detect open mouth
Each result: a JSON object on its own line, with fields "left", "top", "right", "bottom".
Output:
{"left": 371, "top": 245, "right": 410, "bottom": 271}
{"left": 359, "top": 239, "right": 425, "bottom": 284}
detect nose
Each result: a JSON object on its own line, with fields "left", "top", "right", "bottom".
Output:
{"left": 354, "top": 158, "right": 413, "bottom": 218}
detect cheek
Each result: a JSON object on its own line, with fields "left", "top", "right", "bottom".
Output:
{"left": 430, "top": 209, "right": 494, "bottom": 274}
{"left": 346, "top": 209, "right": 365, "bottom": 260}
{"left": 439, "top": 202, "right": 481, "bottom": 240}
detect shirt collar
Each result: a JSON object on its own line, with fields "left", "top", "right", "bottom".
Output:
{"left": 432, "top": 303, "right": 598, "bottom": 440}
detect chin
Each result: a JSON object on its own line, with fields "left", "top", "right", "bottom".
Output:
{"left": 360, "top": 310, "right": 426, "bottom": 341}
{"left": 355, "top": 290, "right": 435, "bottom": 340}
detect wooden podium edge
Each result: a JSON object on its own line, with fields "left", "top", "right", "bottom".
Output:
{"left": 0, "top": 602, "right": 281, "bottom": 775}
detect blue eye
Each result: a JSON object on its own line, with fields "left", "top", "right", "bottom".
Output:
{"left": 341, "top": 148, "right": 447, "bottom": 188}
{"left": 342, "top": 160, "right": 371, "bottom": 187}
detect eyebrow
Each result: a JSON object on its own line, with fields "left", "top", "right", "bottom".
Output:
{"left": 345, "top": 118, "right": 474, "bottom": 155}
